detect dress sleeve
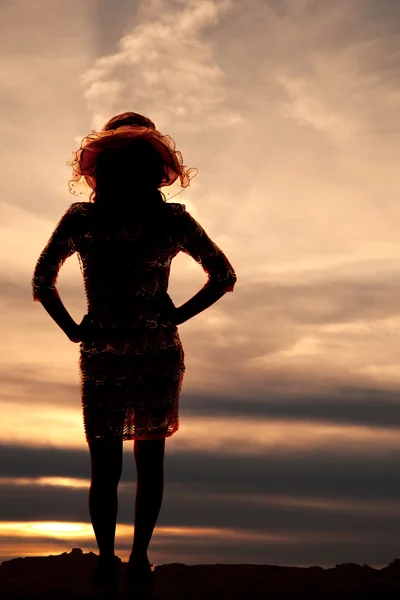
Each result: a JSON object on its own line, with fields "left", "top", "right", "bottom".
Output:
{"left": 32, "top": 204, "right": 78, "bottom": 302}
{"left": 176, "top": 208, "right": 237, "bottom": 293}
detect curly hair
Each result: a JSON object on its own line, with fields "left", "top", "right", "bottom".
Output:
{"left": 102, "top": 111, "right": 156, "bottom": 132}
{"left": 67, "top": 112, "right": 198, "bottom": 203}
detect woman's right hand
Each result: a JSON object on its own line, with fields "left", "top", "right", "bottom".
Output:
{"left": 76, "top": 314, "right": 100, "bottom": 343}
{"left": 158, "top": 292, "right": 180, "bottom": 325}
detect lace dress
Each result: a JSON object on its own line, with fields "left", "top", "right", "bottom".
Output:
{"left": 32, "top": 200, "right": 237, "bottom": 443}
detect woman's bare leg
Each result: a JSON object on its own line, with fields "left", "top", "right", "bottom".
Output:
{"left": 130, "top": 438, "right": 165, "bottom": 565}
{"left": 88, "top": 438, "right": 123, "bottom": 560}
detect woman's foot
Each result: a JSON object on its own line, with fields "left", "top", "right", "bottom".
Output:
{"left": 127, "top": 552, "right": 154, "bottom": 586}
{"left": 92, "top": 554, "right": 119, "bottom": 590}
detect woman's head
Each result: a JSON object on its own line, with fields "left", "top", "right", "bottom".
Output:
{"left": 96, "top": 132, "right": 166, "bottom": 198}
{"left": 96, "top": 112, "right": 162, "bottom": 197}
{"left": 67, "top": 112, "right": 198, "bottom": 202}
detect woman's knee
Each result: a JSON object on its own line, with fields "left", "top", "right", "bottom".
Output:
{"left": 89, "top": 438, "right": 123, "bottom": 481}
{"left": 134, "top": 438, "right": 165, "bottom": 469}
{"left": 134, "top": 438, "right": 165, "bottom": 454}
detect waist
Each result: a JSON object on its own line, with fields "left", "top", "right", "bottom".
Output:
{"left": 83, "top": 312, "right": 175, "bottom": 332}
{"left": 79, "top": 315, "right": 177, "bottom": 350}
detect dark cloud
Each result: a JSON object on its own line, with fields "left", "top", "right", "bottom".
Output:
{"left": 2, "top": 353, "right": 400, "bottom": 430}
{"left": 2, "top": 441, "right": 400, "bottom": 503}
{"left": 1, "top": 441, "right": 400, "bottom": 566}
{"left": 0, "top": 444, "right": 91, "bottom": 480}
{"left": 4, "top": 477, "right": 400, "bottom": 537}
{"left": 182, "top": 385, "right": 400, "bottom": 430}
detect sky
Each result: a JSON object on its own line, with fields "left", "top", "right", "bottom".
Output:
{"left": 1, "top": 0, "right": 400, "bottom": 568}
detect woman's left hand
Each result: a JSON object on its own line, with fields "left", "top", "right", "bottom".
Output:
{"left": 68, "top": 314, "right": 91, "bottom": 343}
{"left": 158, "top": 292, "right": 178, "bottom": 324}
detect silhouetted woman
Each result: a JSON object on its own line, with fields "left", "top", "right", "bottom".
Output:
{"left": 31, "top": 112, "right": 237, "bottom": 589}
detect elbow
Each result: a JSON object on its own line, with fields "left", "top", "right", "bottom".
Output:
{"left": 32, "top": 280, "right": 42, "bottom": 302}
{"left": 32, "top": 287, "right": 45, "bottom": 303}
{"left": 32, "top": 281, "right": 58, "bottom": 303}
{"left": 224, "top": 268, "right": 237, "bottom": 293}
{"left": 227, "top": 271, "right": 237, "bottom": 292}
{"left": 224, "top": 276, "right": 237, "bottom": 293}
{"left": 221, "top": 273, "right": 237, "bottom": 293}
{"left": 209, "top": 271, "right": 237, "bottom": 294}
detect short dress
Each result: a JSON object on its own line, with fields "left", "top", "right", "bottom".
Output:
{"left": 32, "top": 200, "right": 237, "bottom": 443}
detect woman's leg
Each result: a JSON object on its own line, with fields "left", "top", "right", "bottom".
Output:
{"left": 130, "top": 438, "right": 166, "bottom": 564}
{"left": 88, "top": 438, "right": 124, "bottom": 560}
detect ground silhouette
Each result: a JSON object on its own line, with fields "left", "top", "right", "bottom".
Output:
{"left": 1, "top": 548, "right": 400, "bottom": 599}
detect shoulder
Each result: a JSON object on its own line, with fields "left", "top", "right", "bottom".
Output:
{"left": 61, "top": 201, "right": 93, "bottom": 225}
{"left": 166, "top": 202, "right": 198, "bottom": 226}
{"left": 165, "top": 202, "right": 187, "bottom": 216}
{"left": 53, "top": 202, "right": 92, "bottom": 233}
{"left": 68, "top": 201, "right": 93, "bottom": 216}
{"left": 165, "top": 202, "right": 204, "bottom": 238}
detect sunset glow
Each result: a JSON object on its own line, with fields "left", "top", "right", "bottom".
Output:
{"left": 1, "top": 0, "right": 400, "bottom": 570}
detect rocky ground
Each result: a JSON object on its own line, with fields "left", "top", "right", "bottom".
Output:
{"left": 1, "top": 548, "right": 400, "bottom": 599}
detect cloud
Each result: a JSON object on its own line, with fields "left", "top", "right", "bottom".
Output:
{"left": 2, "top": 441, "right": 400, "bottom": 565}
{"left": 2, "top": 440, "right": 400, "bottom": 501}
{"left": 264, "top": 0, "right": 400, "bottom": 151}
{"left": 3, "top": 0, "right": 400, "bottom": 567}
{"left": 81, "top": 0, "right": 243, "bottom": 131}
{"left": 4, "top": 264, "right": 400, "bottom": 419}
{"left": 0, "top": 0, "right": 97, "bottom": 215}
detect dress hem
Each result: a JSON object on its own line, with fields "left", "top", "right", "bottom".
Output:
{"left": 85, "top": 426, "right": 179, "bottom": 444}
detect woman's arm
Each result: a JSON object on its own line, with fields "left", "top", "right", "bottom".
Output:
{"left": 32, "top": 204, "right": 81, "bottom": 342}
{"left": 38, "top": 293, "right": 81, "bottom": 342}
{"left": 173, "top": 209, "right": 237, "bottom": 325}
{"left": 174, "top": 285, "right": 227, "bottom": 325}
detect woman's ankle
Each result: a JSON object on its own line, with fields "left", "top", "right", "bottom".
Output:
{"left": 129, "top": 548, "right": 149, "bottom": 563}
{"left": 99, "top": 552, "right": 116, "bottom": 562}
